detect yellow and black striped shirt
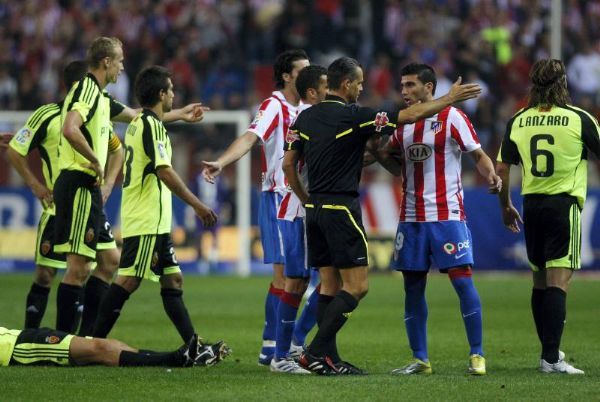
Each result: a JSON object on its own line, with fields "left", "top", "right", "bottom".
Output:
{"left": 498, "top": 104, "right": 600, "bottom": 208}
{"left": 59, "top": 73, "right": 111, "bottom": 177}
{"left": 9, "top": 102, "right": 63, "bottom": 212}
{"left": 121, "top": 109, "right": 173, "bottom": 238}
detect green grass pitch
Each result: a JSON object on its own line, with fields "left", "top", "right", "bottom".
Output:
{"left": 1, "top": 273, "right": 598, "bottom": 401}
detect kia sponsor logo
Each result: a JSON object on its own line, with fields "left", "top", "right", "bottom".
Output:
{"left": 407, "top": 143, "right": 432, "bottom": 162}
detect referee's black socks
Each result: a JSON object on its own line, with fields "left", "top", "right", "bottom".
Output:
{"left": 315, "top": 293, "right": 341, "bottom": 362}
{"left": 92, "top": 283, "right": 130, "bottom": 338}
{"left": 56, "top": 283, "right": 84, "bottom": 333}
{"left": 541, "top": 286, "right": 567, "bottom": 363}
{"left": 308, "top": 290, "right": 358, "bottom": 358}
{"left": 161, "top": 288, "right": 195, "bottom": 343}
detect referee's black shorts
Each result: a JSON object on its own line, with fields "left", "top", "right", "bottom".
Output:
{"left": 305, "top": 194, "right": 369, "bottom": 269}
{"left": 53, "top": 170, "right": 103, "bottom": 260}
{"left": 523, "top": 193, "right": 581, "bottom": 270}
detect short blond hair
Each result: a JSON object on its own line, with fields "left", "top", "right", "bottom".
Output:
{"left": 87, "top": 37, "right": 122, "bottom": 68}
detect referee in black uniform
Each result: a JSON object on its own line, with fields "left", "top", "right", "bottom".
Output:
{"left": 287, "top": 57, "right": 481, "bottom": 375}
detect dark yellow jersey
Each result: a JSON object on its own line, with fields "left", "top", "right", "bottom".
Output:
{"left": 0, "top": 327, "right": 21, "bottom": 367}
{"left": 498, "top": 104, "right": 600, "bottom": 208}
{"left": 9, "top": 102, "right": 62, "bottom": 207}
{"left": 59, "top": 73, "right": 111, "bottom": 177}
{"left": 121, "top": 109, "right": 173, "bottom": 238}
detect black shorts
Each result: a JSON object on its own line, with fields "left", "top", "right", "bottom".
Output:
{"left": 10, "top": 327, "right": 73, "bottom": 366}
{"left": 97, "top": 211, "right": 117, "bottom": 251}
{"left": 523, "top": 193, "right": 581, "bottom": 270}
{"left": 119, "top": 233, "right": 181, "bottom": 281}
{"left": 35, "top": 211, "right": 67, "bottom": 269}
{"left": 305, "top": 195, "right": 369, "bottom": 269}
{"left": 53, "top": 170, "right": 102, "bottom": 260}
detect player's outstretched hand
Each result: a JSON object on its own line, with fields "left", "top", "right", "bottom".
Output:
{"left": 502, "top": 205, "right": 523, "bottom": 233}
{"left": 179, "top": 103, "right": 210, "bottom": 123}
{"left": 201, "top": 160, "right": 222, "bottom": 184}
{"left": 488, "top": 174, "right": 502, "bottom": 194}
{"left": 448, "top": 76, "right": 482, "bottom": 103}
{"left": 195, "top": 204, "right": 218, "bottom": 228}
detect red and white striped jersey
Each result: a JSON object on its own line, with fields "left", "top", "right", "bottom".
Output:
{"left": 389, "top": 106, "right": 480, "bottom": 222}
{"left": 248, "top": 91, "right": 302, "bottom": 194}
{"left": 278, "top": 103, "right": 311, "bottom": 221}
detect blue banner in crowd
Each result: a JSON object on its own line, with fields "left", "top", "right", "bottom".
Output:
{"left": 1, "top": 187, "right": 599, "bottom": 271}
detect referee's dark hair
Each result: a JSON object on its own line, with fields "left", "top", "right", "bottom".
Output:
{"left": 135, "top": 65, "right": 172, "bottom": 108}
{"left": 296, "top": 65, "right": 327, "bottom": 100}
{"left": 63, "top": 60, "right": 87, "bottom": 89}
{"left": 327, "top": 57, "right": 362, "bottom": 90}
{"left": 274, "top": 49, "right": 309, "bottom": 89}
{"left": 401, "top": 63, "right": 437, "bottom": 95}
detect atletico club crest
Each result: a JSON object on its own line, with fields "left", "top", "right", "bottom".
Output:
{"left": 374, "top": 112, "right": 389, "bottom": 132}
{"left": 431, "top": 121, "right": 444, "bottom": 134}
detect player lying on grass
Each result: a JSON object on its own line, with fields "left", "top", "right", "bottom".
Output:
{"left": 0, "top": 326, "right": 230, "bottom": 367}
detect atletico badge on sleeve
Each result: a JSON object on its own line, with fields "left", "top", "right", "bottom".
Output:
{"left": 374, "top": 112, "right": 389, "bottom": 132}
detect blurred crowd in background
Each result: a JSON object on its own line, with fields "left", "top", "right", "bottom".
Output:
{"left": 1, "top": 0, "right": 600, "bottom": 192}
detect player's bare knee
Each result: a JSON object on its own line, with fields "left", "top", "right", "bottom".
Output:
{"left": 285, "top": 277, "right": 308, "bottom": 294}
{"left": 344, "top": 282, "right": 368, "bottom": 300}
{"left": 115, "top": 276, "right": 141, "bottom": 293}
{"left": 34, "top": 266, "right": 57, "bottom": 287}
{"left": 356, "top": 283, "right": 369, "bottom": 299}
{"left": 161, "top": 273, "right": 183, "bottom": 289}
{"left": 64, "top": 264, "right": 91, "bottom": 285}
{"left": 98, "top": 249, "right": 120, "bottom": 271}
{"left": 92, "top": 338, "right": 120, "bottom": 365}
{"left": 272, "top": 264, "right": 285, "bottom": 288}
